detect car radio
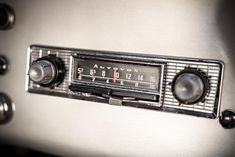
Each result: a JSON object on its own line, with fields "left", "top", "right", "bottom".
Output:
{"left": 26, "top": 45, "right": 224, "bottom": 118}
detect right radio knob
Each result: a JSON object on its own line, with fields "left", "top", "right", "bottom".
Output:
{"left": 171, "top": 68, "right": 209, "bottom": 105}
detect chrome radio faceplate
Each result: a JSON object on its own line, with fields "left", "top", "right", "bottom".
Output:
{"left": 26, "top": 45, "right": 224, "bottom": 118}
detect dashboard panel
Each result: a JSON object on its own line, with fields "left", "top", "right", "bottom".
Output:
{"left": 0, "top": 0, "right": 235, "bottom": 156}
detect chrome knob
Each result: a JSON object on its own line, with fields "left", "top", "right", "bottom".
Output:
{"left": 172, "top": 69, "right": 208, "bottom": 104}
{"left": 0, "top": 93, "right": 13, "bottom": 123}
{"left": 219, "top": 110, "right": 235, "bottom": 129}
{"left": 29, "top": 60, "right": 56, "bottom": 85}
{"left": 0, "top": 55, "right": 8, "bottom": 74}
{"left": 0, "top": 3, "right": 15, "bottom": 30}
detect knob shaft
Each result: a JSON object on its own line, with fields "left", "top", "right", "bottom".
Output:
{"left": 0, "top": 93, "right": 13, "bottom": 123}
{"left": 172, "top": 69, "right": 209, "bottom": 104}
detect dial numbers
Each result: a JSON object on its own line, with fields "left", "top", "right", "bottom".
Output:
{"left": 75, "top": 58, "right": 161, "bottom": 91}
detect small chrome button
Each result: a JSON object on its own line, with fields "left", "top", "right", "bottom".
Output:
{"left": 0, "top": 93, "right": 13, "bottom": 123}
{"left": 172, "top": 69, "right": 209, "bottom": 104}
{"left": 0, "top": 55, "right": 8, "bottom": 74}
{"left": 0, "top": 3, "right": 15, "bottom": 30}
{"left": 219, "top": 110, "right": 235, "bottom": 129}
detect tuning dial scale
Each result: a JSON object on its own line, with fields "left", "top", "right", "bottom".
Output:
{"left": 28, "top": 55, "right": 65, "bottom": 88}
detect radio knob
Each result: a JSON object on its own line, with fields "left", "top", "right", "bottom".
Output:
{"left": 28, "top": 55, "right": 65, "bottom": 87}
{"left": 29, "top": 60, "right": 56, "bottom": 85}
{"left": 0, "top": 93, "right": 13, "bottom": 123}
{"left": 172, "top": 69, "right": 209, "bottom": 104}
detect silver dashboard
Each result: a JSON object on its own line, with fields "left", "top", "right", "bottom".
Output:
{"left": 0, "top": 0, "right": 235, "bottom": 156}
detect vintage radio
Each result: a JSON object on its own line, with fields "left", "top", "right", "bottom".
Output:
{"left": 26, "top": 45, "right": 224, "bottom": 118}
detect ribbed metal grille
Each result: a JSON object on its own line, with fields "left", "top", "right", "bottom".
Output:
{"left": 161, "top": 61, "right": 221, "bottom": 114}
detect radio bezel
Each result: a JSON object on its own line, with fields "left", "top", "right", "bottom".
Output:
{"left": 26, "top": 45, "right": 224, "bottom": 118}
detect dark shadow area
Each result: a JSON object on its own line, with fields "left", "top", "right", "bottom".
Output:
{"left": 0, "top": 143, "right": 61, "bottom": 157}
{"left": 216, "top": 0, "right": 235, "bottom": 66}
{"left": 216, "top": 1, "right": 235, "bottom": 157}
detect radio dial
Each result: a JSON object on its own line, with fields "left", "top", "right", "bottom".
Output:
{"left": 28, "top": 55, "right": 65, "bottom": 87}
{"left": 172, "top": 69, "right": 209, "bottom": 104}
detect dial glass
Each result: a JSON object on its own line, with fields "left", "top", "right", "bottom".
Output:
{"left": 73, "top": 57, "right": 162, "bottom": 93}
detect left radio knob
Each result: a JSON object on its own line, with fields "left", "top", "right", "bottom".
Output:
{"left": 29, "top": 60, "right": 56, "bottom": 85}
{"left": 28, "top": 55, "right": 65, "bottom": 87}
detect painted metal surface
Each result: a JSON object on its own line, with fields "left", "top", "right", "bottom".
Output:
{"left": 0, "top": 0, "right": 234, "bottom": 156}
